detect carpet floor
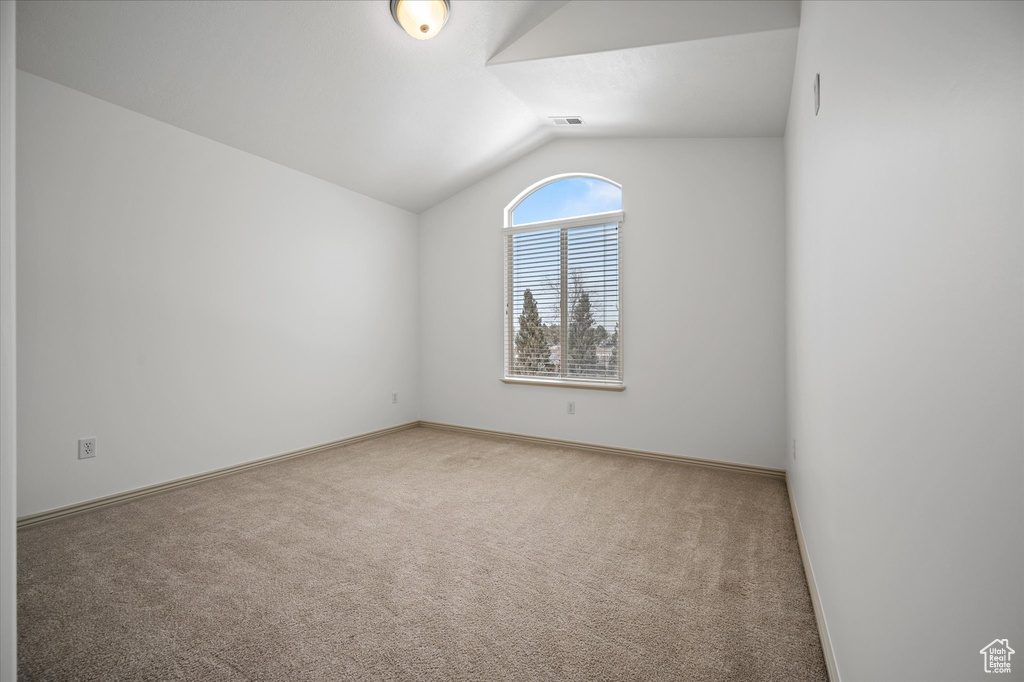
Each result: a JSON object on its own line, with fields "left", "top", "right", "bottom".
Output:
{"left": 18, "top": 426, "right": 827, "bottom": 681}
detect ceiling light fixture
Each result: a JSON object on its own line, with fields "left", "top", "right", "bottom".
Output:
{"left": 390, "top": 0, "right": 450, "bottom": 41}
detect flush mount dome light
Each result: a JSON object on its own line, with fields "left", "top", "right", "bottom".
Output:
{"left": 390, "top": 0, "right": 450, "bottom": 41}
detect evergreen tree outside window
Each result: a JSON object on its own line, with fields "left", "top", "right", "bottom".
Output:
{"left": 514, "top": 289, "right": 554, "bottom": 376}
{"left": 503, "top": 175, "right": 623, "bottom": 388}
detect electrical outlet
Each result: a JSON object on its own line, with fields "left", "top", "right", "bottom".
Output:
{"left": 791, "top": 439, "right": 796, "bottom": 460}
{"left": 567, "top": 401, "right": 575, "bottom": 415}
{"left": 392, "top": 392, "right": 398, "bottom": 404}
{"left": 78, "top": 438, "right": 96, "bottom": 460}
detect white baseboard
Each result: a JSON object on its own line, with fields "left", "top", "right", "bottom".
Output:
{"left": 786, "top": 473, "right": 840, "bottom": 682}
{"left": 419, "top": 420, "right": 787, "bottom": 478}
{"left": 20, "top": 418, "right": 789, "bottom": 513}
{"left": 19, "top": 420, "right": 784, "bottom": 530}
{"left": 17, "top": 421, "right": 420, "bottom": 529}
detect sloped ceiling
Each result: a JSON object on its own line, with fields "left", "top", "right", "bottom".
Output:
{"left": 16, "top": 1, "right": 799, "bottom": 213}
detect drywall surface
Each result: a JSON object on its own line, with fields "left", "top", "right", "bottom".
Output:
{"left": 785, "top": 2, "right": 1024, "bottom": 680}
{"left": 1, "top": 2, "right": 17, "bottom": 678}
{"left": 17, "top": 72, "right": 420, "bottom": 516}
{"left": 419, "top": 138, "right": 787, "bottom": 469}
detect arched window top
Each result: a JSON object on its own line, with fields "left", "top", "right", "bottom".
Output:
{"left": 507, "top": 174, "right": 621, "bottom": 226}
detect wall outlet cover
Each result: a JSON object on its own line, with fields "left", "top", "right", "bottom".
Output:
{"left": 78, "top": 438, "right": 96, "bottom": 460}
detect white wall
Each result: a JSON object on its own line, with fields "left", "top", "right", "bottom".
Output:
{"left": 16, "top": 72, "right": 420, "bottom": 517}
{"left": 785, "top": 2, "right": 1024, "bottom": 681}
{"left": 0, "top": 2, "right": 16, "bottom": 679}
{"left": 419, "top": 138, "right": 787, "bottom": 469}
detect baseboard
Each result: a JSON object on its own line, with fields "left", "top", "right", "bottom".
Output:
{"left": 419, "top": 420, "right": 787, "bottom": 479}
{"left": 16, "top": 421, "right": 420, "bottom": 530}
{"left": 18, "top": 420, "right": 787, "bottom": 530}
{"left": 786, "top": 473, "right": 840, "bottom": 682}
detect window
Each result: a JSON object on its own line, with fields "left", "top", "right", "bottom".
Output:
{"left": 503, "top": 175, "right": 623, "bottom": 389}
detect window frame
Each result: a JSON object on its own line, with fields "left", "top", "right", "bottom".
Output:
{"left": 502, "top": 174, "right": 624, "bottom": 391}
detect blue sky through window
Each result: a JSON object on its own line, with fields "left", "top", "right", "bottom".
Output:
{"left": 512, "top": 177, "right": 621, "bottom": 225}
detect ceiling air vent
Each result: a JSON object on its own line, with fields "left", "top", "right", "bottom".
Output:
{"left": 550, "top": 116, "right": 584, "bottom": 126}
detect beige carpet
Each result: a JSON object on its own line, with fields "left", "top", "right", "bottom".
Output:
{"left": 18, "top": 426, "right": 827, "bottom": 681}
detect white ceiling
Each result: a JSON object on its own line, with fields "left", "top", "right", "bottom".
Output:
{"left": 16, "top": 0, "right": 799, "bottom": 213}
{"left": 489, "top": 0, "right": 800, "bottom": 64}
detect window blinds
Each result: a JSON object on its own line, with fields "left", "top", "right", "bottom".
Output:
{"left": 505, "top": 214, "right": 621, "bottom": 385}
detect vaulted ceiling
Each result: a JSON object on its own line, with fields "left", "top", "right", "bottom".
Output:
{"left": 16, "top": 0, "right": 799, "bottom": 213}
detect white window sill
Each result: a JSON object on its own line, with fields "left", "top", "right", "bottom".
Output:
{"left": 500, "top": 377, "right": 626, "bottom": 392}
